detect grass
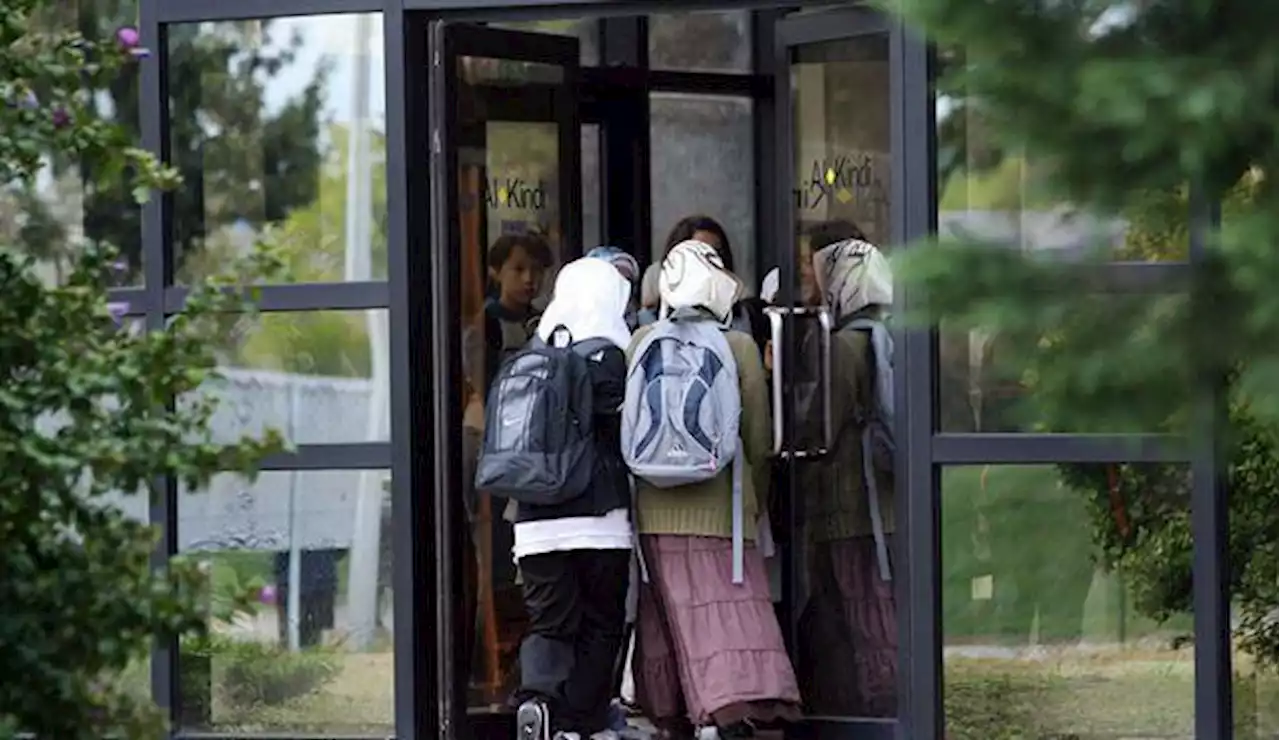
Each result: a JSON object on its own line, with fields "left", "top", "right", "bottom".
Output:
{"left": 170, "top": 647, "right": 1277, "bottom": 738}
{"left": 174, "top": 463, "right": 1272, "bottom": 736}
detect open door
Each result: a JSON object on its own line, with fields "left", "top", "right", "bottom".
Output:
{"left": 428, "top": 22, "right": 582, "bottom": 740}
{"left": 770, "top": 7, "right": 901, "bottom": 740}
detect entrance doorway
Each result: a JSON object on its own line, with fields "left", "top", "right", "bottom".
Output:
{"left": 421, "top": 8, "right": 912, "bottom": 740}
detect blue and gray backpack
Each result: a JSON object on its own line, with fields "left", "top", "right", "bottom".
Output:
{"left": 621, "top": 309, "right": 748, "bottom": 583}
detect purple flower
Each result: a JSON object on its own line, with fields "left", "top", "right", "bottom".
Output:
{"left": 115, "top": 26, "right": 139, "bottom": 49}
{"left": 15, "top": 90, "right": 38, "bottom": 109}
{"left": 258, "top": 584, "right": 277, "bottom": 605}
{"left": 52, "top": 107, "right": 71, "bottom": 128}
{"left": 115, "top": 26, "right": 150, "bottom": 59}
{"left": 106, "top": 301, "right": 129, "bottom": 326}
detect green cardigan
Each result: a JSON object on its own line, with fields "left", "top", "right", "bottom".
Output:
{"left": 627, "top": 327, "right": 772, "bottom": 540}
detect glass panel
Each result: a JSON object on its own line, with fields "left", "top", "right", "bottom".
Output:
{"left": 2, "top": 0, "right": 142, "bottom": 286}
{"left": 489, "top": 18, "right": 599, "bottom": 65}
{"left": 177, "top": 469, "right": 394, "bottom": 733}
{"left": 450, "top": 50, "right": 573, "bottom": 721}
{"left": 459, "top": 58, "right": 564, "bottom": 87}
{"left": 942, "top": 464, "right": 1194, "bottom": 738}
{"left": 583, "top": 124, "right": 602, "bottom": 248}
{"left": 649, "top": 11, "right": 751, "bottom": 73}
{"left": 1220, "top": 188, "right": 1278, "bottom": 739}
{"left": 650, "top": 93, "right": 756, "bottom": 289}
{"left": 483, "top": 121, "right": 562, "bottom": 255}
{"left": 793, "top": 36, "right": 892, "bottom": 252}
{"left": 936, "top": 291, "right": 1187, "bottom": 434}
{"left": 936, "top": 49, "right": 1187, "bottom": 263}
{"left": 785, "top": 29, "right": 898, "bottom": 721}
{"left": 186, "top": 309, "right": 391, "bottom": 446}
{"left": 168, "top": 14, "right": 387, "bottom": 284}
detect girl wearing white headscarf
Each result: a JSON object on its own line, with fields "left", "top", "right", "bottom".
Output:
{"left": 511, "top": 258, "right": 635, "bottom": 740}
{"left": 795, "top": 238, "right": 898, "bottom": 718}
{"left": 628, "top": 241, "right": 802, "bottom": 740}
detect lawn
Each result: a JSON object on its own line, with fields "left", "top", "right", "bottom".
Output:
{"left": 158, "top": 463, "right": 1272, "bottom": 737}
{"left": 161, "top": 646, "right": 1276, "bottom": 738}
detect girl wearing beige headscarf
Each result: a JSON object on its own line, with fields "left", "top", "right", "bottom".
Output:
{"left": 795, "top": 238, "right": 898, "bottom": 719}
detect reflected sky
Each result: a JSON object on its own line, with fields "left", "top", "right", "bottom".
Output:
{"left": 262, "top": 14, "right": 387, "bottom": 132}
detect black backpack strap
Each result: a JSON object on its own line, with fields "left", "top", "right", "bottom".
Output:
{"left": 572, "top": 337, "right": 616, "bottom": 360}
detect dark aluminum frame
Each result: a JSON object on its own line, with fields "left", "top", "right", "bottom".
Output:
{"left": 124, "top": 0, "right": 1232, "bottom": 739}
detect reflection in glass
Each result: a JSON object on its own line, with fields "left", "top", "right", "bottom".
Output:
{"left": 935, "top": 51, "right": 1193, "bottom": 433}
{"left": 793, "top": 37, "right": 891, "bottom": 249}
{"left": 936, "top": 49, "right": 1188, "bottom": 262}
{"left": 188, "top": 309, "right": 391, "bottom": 446}
{"left": 482, "top": 122, "right": 562, "bottom": 259}
{"left": 582, "top": 124, "right": 602, "bottom": 250}
{"left": 168, "top": 14, "right": 387, "bottom": 284}
{"left": 650, "top": 94, "right": 756, "bottom": 286}
{"left": 489, "top": 18, "right": 599, "bottom": 65}
{"left": 936, "top": 290, "right": 1187, "bottom": 434}
{"left": 649, "top": 11, "right": 751, "bottom": 73}
{"left": 452, "top": 62, "right": 567, "bottom": 714}
{"left": 942, "top": 465, "right": 1194, "bottom": 739}
{"left": 0, "top": 0, "right": 143, "bottom": 286}
{"left": 177, "top": 470, "right": 393, "bottom": 733}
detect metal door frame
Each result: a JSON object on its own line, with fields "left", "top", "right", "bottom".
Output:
{"left": 770, "top": 8, "right": 927, "bottom": 740}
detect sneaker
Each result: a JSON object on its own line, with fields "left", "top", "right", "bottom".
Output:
{"left": 608, "top": 701, "right": 628, "bottom": 732}
{"left": 553, "top": 733, "right": 582, "bottom": 740}
{"left": 517, "top": 700, "right": 551, "bottom": 740}
{"left": 589, "top": 730, "right": 620, "bottom": 740}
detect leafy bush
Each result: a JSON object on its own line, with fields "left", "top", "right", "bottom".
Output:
{"left": 189, "top": 635, "right": 340, "bottom": 709}
{"left": 0, "top": 2, "right": 284, "bottom": 738}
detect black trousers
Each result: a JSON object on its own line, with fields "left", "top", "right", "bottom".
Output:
{"left": 516, "top": 548, "right": 630, "bottom": 735}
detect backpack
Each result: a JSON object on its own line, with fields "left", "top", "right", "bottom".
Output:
{"left": 474, "top": 326, "right": 610, "bottom": 505}
{"left": 843, "top": 316, "right": 895, "bottom": 581}
{"left": 621, "top": 310, "right": 749, "bottom": 583}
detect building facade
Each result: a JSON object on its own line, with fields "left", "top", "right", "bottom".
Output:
{"left": 91, "top": 1, "right": 1240, "bottom": 738}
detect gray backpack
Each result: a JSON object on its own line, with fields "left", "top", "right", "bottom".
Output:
{"left": 475, "top": 327, "right": 609, "bottom": 505}
{"left": 621, "top": 311, "right": 748, "bottom": 583}
{"left": 844, "top": 316, "right": 895, "bottom": 581}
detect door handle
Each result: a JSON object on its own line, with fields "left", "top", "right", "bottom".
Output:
{"left": 765, "top": 306, "right": 833, "bottom": 459}
{"left": 817, "top": 307, "right": 834, "bottom": 456}
{"left": 766, "top": 307, "right": 786, "bottom": 456}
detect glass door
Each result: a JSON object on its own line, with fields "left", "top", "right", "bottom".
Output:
{"left": 769, "top": 8, "right": 900, "bottom": 739}
{"left": 428, "top": 22, "right": 582, "bottom": 740}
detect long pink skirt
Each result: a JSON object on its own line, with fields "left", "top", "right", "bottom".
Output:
{"left": 798, "top": 535, "right": 897, "bottom": 718}
{"left": 633, "top": 535, "right": 802, "bottom": 728}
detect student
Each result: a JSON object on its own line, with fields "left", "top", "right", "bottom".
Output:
{"left": 461, "top": 231, "right": 554, "bottom": 703}
{"left": 637, "top": 263, "right": 661, "bottom": 327}
{"left": 510, "top": 258, "right": 635, "bottom": 740}
{"left": 584, "top": 246, "right": 642, "bottom": 330}
{"left": 795, "top": 237, "right": 897, "bottom": 718}
{"left": 627, "top": 240, "right": 802, "bottom": 740}
{"left": 469, "top": 232, "right": 554, "bottom": 395}
{"left": 660, "top": 215, "right": 770, "bottom": 354}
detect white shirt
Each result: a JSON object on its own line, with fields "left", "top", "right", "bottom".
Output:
{"left": 512, "top": 508, "right": 633, "bottom": 561}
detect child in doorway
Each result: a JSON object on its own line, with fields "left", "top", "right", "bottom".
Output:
{"left": 512, "top": 258, "right": 635, "bottom": 740}
{"left": 461, "top": 232, "right": 554, "bottom": 704}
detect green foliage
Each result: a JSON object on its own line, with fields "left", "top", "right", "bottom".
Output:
{"left": 216, "top": 638, "right": 341, "bottom": 709}
{"left": 882, "top": 0, "right": 1278, "bottom": 671}
{"left": 0, "top": 2, "right": 286, "bottom": 737}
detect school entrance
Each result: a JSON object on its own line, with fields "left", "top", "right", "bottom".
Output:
{"left": 407, "top": 5, "right": 929, "bottom": 740}
{"left": 126, "top": 0, "right": 1232, "bottom": 738}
